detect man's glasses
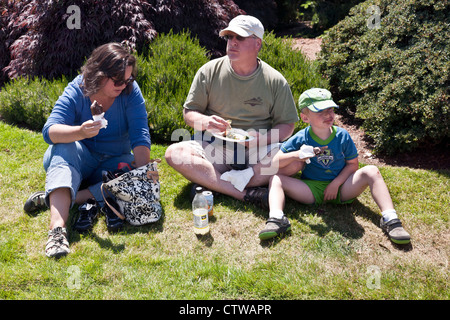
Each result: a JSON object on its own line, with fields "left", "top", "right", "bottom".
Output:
{"left": 110, "top": 76, "right": 134, "bottom": 87}
{"left": 223, "top": 34, "right": 257, "bottom": 42}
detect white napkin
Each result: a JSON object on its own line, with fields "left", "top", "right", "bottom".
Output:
{"left": 299, "top": 145, "right": 316, "bottom": 164}
{"left": 220, "top": 167, "right": 254, "bottom": 192}
{"left": 93, "top": 113, "right": 108, "bottom": 129}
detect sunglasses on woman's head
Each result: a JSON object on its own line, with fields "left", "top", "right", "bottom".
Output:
{"left": 109, "top": 76, "right": 134, "bottom": 87}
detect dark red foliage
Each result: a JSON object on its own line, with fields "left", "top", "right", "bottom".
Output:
{"left": 1, "top": 0, "right": 157, "bottom": 81}
{"left": 143, "top": 0, "right": 243, "bottom": 57}
{"left": 233, "top": 0, "right": 278, "bottom": 31}
{"left": 0, "top": 0, "right": 280, "bottom": 86}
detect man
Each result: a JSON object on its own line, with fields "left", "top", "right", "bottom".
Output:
{"left": 165, "top": 15, "right": 299, "bottom": 209}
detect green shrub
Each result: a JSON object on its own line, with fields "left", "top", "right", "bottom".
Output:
{"left": 259, "top": 31, "right": 329, "bottom": 132}
{"left": 318, "top": 0, "right": 450, "bottom": 154}
{"left": 0, "top": 76, "right": 69, "bottom": 131}
{"left": 136, "top": 31, "right": 210, "bottom": 142}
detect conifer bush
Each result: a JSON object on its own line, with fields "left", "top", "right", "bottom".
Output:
{"left": 318, "top": 0, "right": 449, "bottom": 154}
{"left": 136, "top": 31, "right": 209, "bottom": 142}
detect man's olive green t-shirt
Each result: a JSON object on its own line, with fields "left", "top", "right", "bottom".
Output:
{"left": 184, "top": 56, "right": 299, "bottom": 131}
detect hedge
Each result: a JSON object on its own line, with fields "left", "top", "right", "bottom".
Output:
{"left": 0, "top": 76, "right": 69, "bottom": 131}
{"left": 136, "top": 31, "right": 210, "bottom": 142}
{"left": 318, "top": 0, "right": 449, "bottom": 154}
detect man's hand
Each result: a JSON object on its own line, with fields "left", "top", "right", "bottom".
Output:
{"left": 205, "top": 115, "right": 230, "bottom": 134}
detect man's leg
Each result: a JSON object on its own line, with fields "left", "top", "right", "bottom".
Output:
{"left": 247, "top": 146, "right": 303, "bottom": 188}
{"left": 165, "top": 141, "right": 246, "bottom": 200}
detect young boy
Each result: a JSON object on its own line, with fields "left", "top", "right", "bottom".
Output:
{"left": 258, "top": 88, "right": 411, "bottom": 244}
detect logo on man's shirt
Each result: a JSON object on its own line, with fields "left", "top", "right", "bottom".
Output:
{"left": 317, "top": 149, "right": 334, "bottom": 167}
{"left": 244, "top": 97, "right": 263, "bottom": 106}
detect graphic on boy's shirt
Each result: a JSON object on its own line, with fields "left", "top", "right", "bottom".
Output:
{"left": 317, "top": 149, "right": 334, "bottom": 167}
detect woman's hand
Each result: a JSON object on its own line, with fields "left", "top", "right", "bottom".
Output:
{"left": 79, "top": 120, "right": 102, "bottom": 139}
{"left": 48, "top": 121, "right": 102, "bottom": 144}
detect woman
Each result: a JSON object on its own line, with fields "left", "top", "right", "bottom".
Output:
{"left": 24, "top": 43, "right": 151, "bottom": 258}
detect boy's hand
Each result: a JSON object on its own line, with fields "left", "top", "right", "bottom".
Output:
{"left": 298, "top": 145, "right": 328, "bottom": 163}
{"left": 314, "top": 146, "right": 328, "bottom": 155}
{"left": 323, "top": 180, "right": 340, "bottom": 202}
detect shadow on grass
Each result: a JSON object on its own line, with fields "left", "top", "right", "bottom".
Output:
{"left": 262, "top": 198, "right": 414, "bottom": 251}
{"left": 120, "top": 210, "right": 166, "bottom": 235}
{"left": 259, "top": 198, "right": 406, "bottom": 248}
{"left": 169, "top": 181, "right": 413, "bottom": 251}
{"left": 72, "top": 232, "right": 126, "bottom": 253}
{"left": 285, "top": 199, "right": 379, "bottom": 239}
{"left": 67, "top": 203, "right": 166, "bottom": 252}
{"left": 173, "top": 183, "right": 192, "bottom": 210}
{"left": 196, "top": 232, "right": 214, "bottom": 247}
{"left": 172, "top": 182, "right": 268, "bottom": 218}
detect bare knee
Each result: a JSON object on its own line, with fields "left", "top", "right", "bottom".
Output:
{"left": 359, "top": 165, "right": 383, "bottom": 182}
{"left": 269, "top": 174, "right": 280, "bottom": 183}
{"left": 165, "top": 143, "right": 190, "bottom": 169}
{"left": 269, "top": 174, "right": 285, "bottom": 190}
{"left": 164, "top": 143, "right": 178, "bottom": 167}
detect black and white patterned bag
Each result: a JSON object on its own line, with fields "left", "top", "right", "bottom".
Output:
{"left": 101, "top": 159, "right": 162, "bottom": 226}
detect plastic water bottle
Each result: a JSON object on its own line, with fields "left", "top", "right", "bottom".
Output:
{"left": 192, "top": 186, "right": 210, "bottom": 235}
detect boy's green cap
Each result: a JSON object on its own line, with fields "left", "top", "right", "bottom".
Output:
{"left": 298, "top": 88, "right": 339, "bottom": 112}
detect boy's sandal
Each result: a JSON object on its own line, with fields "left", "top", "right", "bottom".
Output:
{"left": 380, "top": 218, "right": 411, "bottom": 245}
{"left": 259, "top": 216, "right": 291, "bottom": 240}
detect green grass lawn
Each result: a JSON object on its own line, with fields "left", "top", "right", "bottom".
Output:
{"left": 0, "top": 121, "right": 448, "bottom": 300}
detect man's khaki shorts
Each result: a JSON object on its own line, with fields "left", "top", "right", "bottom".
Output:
{"left": 185, "top": 138, "right": 280, "bottom": 174}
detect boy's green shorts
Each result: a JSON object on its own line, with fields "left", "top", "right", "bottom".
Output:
{"left": 302, "top": 179, "right": 355, "bottom": 205}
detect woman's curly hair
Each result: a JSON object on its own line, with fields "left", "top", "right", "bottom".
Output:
{"left": 80, "top": 43, "right": 137, "bottom": 96}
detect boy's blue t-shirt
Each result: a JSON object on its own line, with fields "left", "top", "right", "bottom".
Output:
{"left": 281, "top": 126, "right": 358, "bottom": 181}
{"left": 42, "top": 75, "right": 151, "bottom": 156}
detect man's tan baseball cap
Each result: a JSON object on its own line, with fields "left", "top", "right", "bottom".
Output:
{"left": 219, "top": 15, "right": 264, "bottom": 40}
